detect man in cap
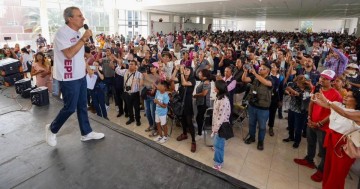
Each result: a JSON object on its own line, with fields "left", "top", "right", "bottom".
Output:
{"left": 294, "top": 70, "right": 342, "bottom": 183}
{"left": 344, "top": 63, "right": 360, "bottom": 89}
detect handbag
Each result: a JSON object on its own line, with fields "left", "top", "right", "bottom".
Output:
{"left": 344, "top": 130, "right": 360, "bottom": 158}
{"left": 335, "top": 129, "right": 360, "bottom": 158}
{"left": 172, "top": 87, "right": 187, "bottom": 117}
{"left": 218, "top": 122, "right": 234, "bottom": 140}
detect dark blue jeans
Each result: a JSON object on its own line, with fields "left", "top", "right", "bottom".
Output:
{"left": 144, "top": 96, "right": 156, "bottom": 128}
{"left": 104, "top": 77, "right": 114, "bottom": 106}
{"left": 305, "top": 127, "right": 326, "bottom": 172}
{"left": 91, "top": 83, "right": 108, "bottom": 118}
{"left": 287, "top": 110, "right": 307, "bottom": 144}
{"left": 50, "top": 77, "right": 92, "bottom": 136}
{"left": 248, "top": 105, "right": 269, "bottom": 142}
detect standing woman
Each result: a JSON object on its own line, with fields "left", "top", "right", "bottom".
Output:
{"left": 314, "top": 88, "right": 360, "bottom": 189}
{"left": 268, "top": 63, "right": 280, "bottom": 136}
{"left": 193, "top": 69, "right": 211, "bottom": 140}
{"left": 19, "top": 48, "right": 33, "bottom": 78}
{"left": 283, "top": 75, "right": 311, "bottom": 148}
{"left": 144, "top": 62, "right": 160, "bottom": 135}
{"left": 31, "top": 52, "right": 52, "bottom": 92}
{"left": 211, "top": 80, "right": 231, "bottom": 171}
{"left": 180, "top": 51, "right": 191, "bottom": 67}
{"left": 172, "top": 65, "right": 197, "bottom": 152}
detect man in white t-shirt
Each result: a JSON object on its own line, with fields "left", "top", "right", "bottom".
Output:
{"left": 45, "top": 6, "right": 104, "bottom": 147}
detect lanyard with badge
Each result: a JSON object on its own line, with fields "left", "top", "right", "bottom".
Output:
{"left": 125, "top": 72, "right": 135, "bottom": 92}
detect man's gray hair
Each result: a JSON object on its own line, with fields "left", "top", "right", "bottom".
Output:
{"left": 63, "top": 6, "right": 79, "bottom": 24}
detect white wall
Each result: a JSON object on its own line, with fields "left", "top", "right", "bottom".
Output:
{"left": 203, "top": 17, "right": 213, "bottom": 31}
{"left": 237, "top": 20, "right": 256, "bottom": 31}
{"left": 237, "top": 18, "right": 346, "bottom": 33}
{"left": 266, "top": 19, "right": 300, "bottom": 32}
{"left": 184, "top": 23, "right": 203, "bottom": 31}
{"left": 152, "top": 22, "right": 174, "bottom": 34}
{"left": 349, "top": 18, "right": 358, "bottom": 35}
{"left": 312, "top": 19, "right": 344, "bottom": 33}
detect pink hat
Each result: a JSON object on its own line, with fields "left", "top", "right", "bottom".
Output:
{"left": 320, "top": 70, "right": 336, "bottom": 80}
{"left": 152, "top": 62, "right": 159, "bottom": 68}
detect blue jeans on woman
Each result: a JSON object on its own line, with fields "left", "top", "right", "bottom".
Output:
{"left": 213, "top": 134, "right": 225, "bottom": 166}
{"left": 91, "top": 83, "right": 108, "bottom": 119}
{"left": 50, "top": 76, "right": 92, "bottom": 136}
{"left": 248, "top": 105, "right": 269, "bottom": 142}
{"left": 144, "top": 96, "right": 156, "bottom": 128}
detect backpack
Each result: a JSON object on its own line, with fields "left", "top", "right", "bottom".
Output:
{"left": 171, "top": 87, "right": 187, "bottom": 117}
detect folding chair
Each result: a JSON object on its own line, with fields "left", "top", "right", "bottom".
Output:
{"left": 202, "top": 108, "right": 214, "bottom": 147}
{"left": 233, "top": 100, "right": 249, "bottom": 140}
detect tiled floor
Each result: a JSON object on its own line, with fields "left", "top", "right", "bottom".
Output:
{"left": 104, "top": 103, "right": 359, "bottom": 189}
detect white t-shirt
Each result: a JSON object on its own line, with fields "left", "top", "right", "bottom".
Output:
{"left": 21, "top": 53, "right": 33, "bottom": 71}
{"left": 329, "top": 102, "right": 360, "bottom": 134}
{"left": 53, "top": 25, "right": 85, "bottom": 81}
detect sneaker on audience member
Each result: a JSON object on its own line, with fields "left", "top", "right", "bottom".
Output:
{"left": 45, "top": 124, "right": 57, "bottom": 147}
{"left": 310, "top": 170, "right": 323, "bottom": 182}
{"left": 213, "top": 164, "right": 222, "bottom": 171}
{"left": 159, "top": 136, "right": 168, "bottom": 143}
{"left": 154, "top": 136, "right": 162, "bottom": 142}
{"left": 81, "top": 131, "right": 105, "bottom": 141}
{"left": 195, "top": 134, "right": 203, "bottom": 141}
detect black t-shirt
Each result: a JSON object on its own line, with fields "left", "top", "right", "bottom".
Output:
{"left": 178, "top": 76, "right": 196, "bottom": 115}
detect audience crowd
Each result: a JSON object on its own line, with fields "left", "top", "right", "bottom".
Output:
{"left": 1, "top": 30, "right": 360, "bottom": 188}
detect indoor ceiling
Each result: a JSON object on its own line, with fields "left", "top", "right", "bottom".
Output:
{"left": 131, "top": 0, "right": 360, "bottom": 19}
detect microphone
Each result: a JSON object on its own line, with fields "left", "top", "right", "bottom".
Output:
{"left": 83, "top": 24, "right": 94, "bottom": 44}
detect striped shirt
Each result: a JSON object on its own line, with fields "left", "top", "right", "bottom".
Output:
{"left": 115, "top": 68, "right": 143, "bottom": 93}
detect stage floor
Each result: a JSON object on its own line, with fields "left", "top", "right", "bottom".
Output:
{"left": 0, "top": 87, "right": 253, "bottom": 189}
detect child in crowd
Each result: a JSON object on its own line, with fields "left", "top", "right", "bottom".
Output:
{"left": 153, "top": 81, "right": 170, "bottom": 143}
{"left": 332, "top": 75, "right": 347, "bottom": 98}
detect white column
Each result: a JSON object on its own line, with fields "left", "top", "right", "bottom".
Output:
{"left": 356, "top": 17, "right": 360, "bottom": 37}
{"left": 105, "top": 0, "right": 117, "bottom": 35}
{"left": 39, "top": 0, "right": 50, "bottom": 42}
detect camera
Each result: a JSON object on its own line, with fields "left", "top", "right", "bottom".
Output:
{"left": 138, "top": 65, "right": 150, "bottom": 73}
{"left": 250, "top": 90, "right": 258, "bottom": 104}
{"left": 125, "top": 86, "right": 131, "bottom": 91}
{"left": 244, "top": 63, "right": 252, "bottom": 71}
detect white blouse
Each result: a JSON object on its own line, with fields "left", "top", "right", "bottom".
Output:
{"left": 329, "top": 102, "right": 360, "bottom": 134}
{"left": 212, "top": 96, "right": 231, "bottom": 133}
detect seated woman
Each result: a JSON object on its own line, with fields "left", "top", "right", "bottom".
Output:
{"left": 31, "top": 52, "right": 52, "bottom": 92}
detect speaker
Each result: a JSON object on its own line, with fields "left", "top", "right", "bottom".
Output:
{"left": 0, "top": 58, "right": 22, "bottom": 76}
{"left": 21, "top": 88, "right": 31, "bottom": 98}
{"left": 3, "top": 73, "right": 23, "bottom": 86}
{"left": 15, "top": 78, "right": 31, "bottom": 94}
{"left": 30, "top": 87, "right": 49, "bottom": 106}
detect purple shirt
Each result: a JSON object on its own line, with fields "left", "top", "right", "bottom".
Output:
{"left": 223, "top": 75, "right": 236, "bottom": 92}
{"left": 324, "top": 48, "right": 348, "bottom": 76}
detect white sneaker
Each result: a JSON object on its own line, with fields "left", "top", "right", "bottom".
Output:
{"left": 45, "top": 124, "right": 57, "bottom": 147}
{"left": 159, "top": 136, "right": 168, "bottom": 143}
{"left": 195, "top": 134, "right": 203, "bottom": 141}
{"left": 81, "top": 131, "right": 105, "bottom": 141}
{"left": 106, "top": 105, "right": 110, "bottom": 111}
{"left": 153, "top": 136, "right": 162, "bottom": 142}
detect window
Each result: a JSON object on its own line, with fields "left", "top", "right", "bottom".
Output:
{"left": 256, "top": 21, "right": 265, "bottom": 31}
